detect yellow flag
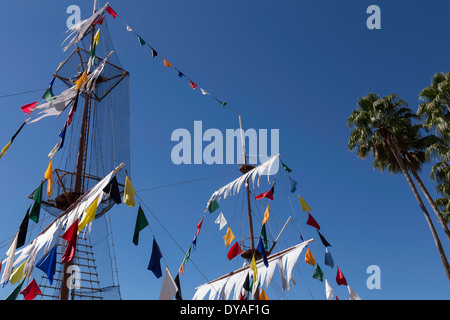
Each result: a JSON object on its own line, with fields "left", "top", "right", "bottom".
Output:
{"left": 0, "top": 141, "right": 12, "bottom": 159}
{"left": 93, "top": 28, "right": 100, "bottom": 46}
{"left": 76, "top": 70, "right": 88, "bottom": 89}
{"left": 262, "top": 204, "right": 270, "bottom": 225}
{"left": 44, "top": 159, "right": 53, "bottom": 197}
{"left": 305, "top": 247, "right": 315, "bottom": 266}
{"left": 78, "top": 196, "right": 99, "bottom": 232}
{"left": 9, "top": 260, "right": 26, "bottom": 285}
{"left": 250, "top": 255, "right": 258, "bottom": 287}
{"left": 164, "top": 59, "right": 172, "bottom": 67}
{"left": 260, "top": 289, "right": 269, "bottom": 300}
{"left": 223, "top": 226, "right": 235, "bottom": 247}
{"left": 298, "top": 195, "right": 311, "bottom": 212}
{"left": 123, "top": 175, "right": 136, "bottom": 207}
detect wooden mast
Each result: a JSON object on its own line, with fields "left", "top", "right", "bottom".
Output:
{"left": 237, "top": 114, "right": 260, "bottom": 300}
{"left": 59, "top": 4, "right": 97, "bottom": 300}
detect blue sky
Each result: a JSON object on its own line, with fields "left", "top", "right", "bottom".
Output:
{"left": 0, "top": 0, "right": 449, "bottom": 300}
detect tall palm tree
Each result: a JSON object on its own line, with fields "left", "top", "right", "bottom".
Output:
{"left": 347, "top": 93, "right": 450, "bottom": 284}
{"left": 419, "top": 71, "right": 450, "bottom": 229}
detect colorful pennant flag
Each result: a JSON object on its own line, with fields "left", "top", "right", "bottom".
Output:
{"left": 164, "top": 59, "right": 172, "bottom": 67}
{"left": 93, "top": 15, "right": 105, "bottom": 25}
{"left": 255, "top": 185, "right": 274, "bottom": 201}
{"left": 223, "top": 227, "right": 235, "bottom": 247}
{"left": 189, "top": 80, "right": 198, "bottom": 90}
{"left": 305, "top": 248, "right": 316, "bottom": 266}
{"left": 5, "top": 278, "right": 25, "bottom": 300}
{"left": 250, "top": 255, "right": 258, "bottom": 287}
{"left": 207, "top": 199, "right": 219, "bottom": 214}
{"left": 348, "top": 285, "right": 361, "bottom": 300}
{"left": 61, "top": 219, "right": 79, "bottom": 263}
{"left": 214, "top": 212, "right": 227, "bottom": 230}
{"left": 44, "top": 159, "right": 53, "bottom": 197}
{"left": 298, "top": 195, "right": 311, "bottom": 212}
{"left": 174, "top": 273, "right": 183, "bottom": 300}
{"left": 123, "top": 175, "right": 136, "bottom": 207}
{"left": 227, "top": 242, "right": 242, "bottom": 261}
{"left": 159, "top": 267, "right": 178, "bottom": 300}
{"left": 257, "top": 236, "right": 268, "bottom": 267}
{"left": 239, "top": 273, "right": 250, "bottom": 300}
{"left": 75, "top": 70, "right": 88, "bottom": 89}
{"left": 17, "top": 207, "right": 30, "bottom": 248}
{"left": 324, "top": 247, "right": 334, "bottom": 268}
{"left": 0, "top": 141, "right": 12, "bottom": 159}
{"left": 312, "top": 264, "right": 324, "bottom": 282}
{"left": 317, "top": 230, "right": 331, "bottom": 247}
{"left": 93, "top": 28, "right": 100, "bottom": 46}
{"left": 35, "top": 246, "right": 57, "bottom": 285}
{"left": 103, "top": 176, "right": 122, "bottom": 204}
{"left": 306, "top": 213, "right": 320, "bottom": 230}
{"left": 78, "top": 196, "right": 99, "bottom": 232}
{"left": 29, "top": 181, "right": 43, "bottom": 223}
{"left": 151, "top": 49, "right": 158, "bottom": 58}
{"left": 138, "top": 35, "right": 146, "bottom": 47}
{"left": 148, "top": 237, "right": 163, "bottom": 278}
{"left": 20, "top": 101, "right": 38, "bottom": 114}
{"left": 260, "top": 224, "right": 268, "bottom": 251}
{"left": 262, "top": 204, "right": 270, "bottom": 225}
{"left": 289, "top": 176, "right": 297, "bottom": 193}
{"left": 281, "top": 160, "right": 292, "bottom": 173}
{"left": 196, "top": 216, "right": 204, "bottom": 236}
{"left": 106, "top": 6, "right": 118, "bottom": 19}
{"left": 336, "top": 267, "right": 347, "bottom": 286}
{"left": 20, "top": 279, "right": 42, "bottom": 300}
{"left": 133, "top": 205, "right": 149, "bottom": 245}
{"left": 325, "top": 279, "right": 334, "bottom": 300}
{"left": 260, "top": 289, "right": 269, "bottom": 300}
{"left": 9, "top": 260, "right": 26, "bottom": 285}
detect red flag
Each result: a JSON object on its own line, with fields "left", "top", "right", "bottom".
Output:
{"left": 196, "top": 216, "right": 204, "bottom": 236}
{"left": 255, "top": 186, "right": 274, "bottom": 200}
{"left": 20, "top": 101, "right": 38, "bottom": 114}
{"left": 227, "top": 242, "right": 242, "bottom": 260}
{"left": 93, "top": 15, "right": 105, "bottom": 25}
{"left": 336, "top": 267, "right": 347, "bottom": 286}
{"left": 106, "top": 6, "right": 117, "bottom": 19}
{"left": 190, "top": 80, "right": 198, "bottom": 90}
{"left": 20, "top": 279, "right": 41, "bottom": 300}
{"left": 306, "top": 213, "right": 320, "bottom": 230}
{"left": 61, "top": 219, "right": 78, "bottom": 263}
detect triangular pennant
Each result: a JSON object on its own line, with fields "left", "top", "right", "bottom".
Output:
{"left": 214, "top": 212, "right": 227, "bottom": 230}
{"left": 312, "top": 264, "right": 324, "bottom": 282}
{"left": 29, "top": 181, "right": 43, "bottom": 223}
{"left": 207, "top": 199, "right": 219, "bottom": 214}
{"left": 137, "top": 35, "right": 146, "bottom": 46}
{"left": 20, "top": 278, "right": 42, "bottom": 300}
{"left": 260, "top": 289, "right": 269, "bottom": 300}
{"left": 106, "top": 6, "right": 118, "bottom": 18}
{"left": 298, "top": 195, "right": 311, "bottom": 212}
{"left": 9, "top": 260, "right": 26, "bottom": 285}
{"left": 250, "top": 255, "right": 258, "bottom": 287}
{"left": 305, "top": 247, "right": 316, "bottom": 266}
{"left": 257, "top": 236, "right": 268, "bottom": 267}
{"left": 262, "top": 204, "right": 270, "bottom": 225}
{"left": 196, "top": 216, "right": 204, "bottom": 236}
{"left": 281, "top": 160, "right": 292, "bottom": 173}
{"left": 336, "top": 267, "right": 347, "bottom": 286}
{"left": 148, "top": 237, "right": 163, "bottom": 279}
{"left": 255, "top": 185, "right": 274, "bottom": 201}
{"left": 20, "top": 101, "right": 38, "bottom": 114}
{"left": 5, "top": 278, "right": 25, "bottom": 300}
{"left": 306, "top": 213, "right": 320, "bottom": 230}
{"left": 17, "top": 207, "right": 30, "bottom": 248}
{"left": 164, "top": 59, "right": 172, "bottom": 67}
{"left": 317, "top": 230, "right": 331, "bottom": 247}
{"left": 151, "top": 48, "right": 158, "bottom": 58}
{"left": 324, "top": 247, "right": 334, "bottom": 268}
{"left": 123, "top": 175, "right": 136, "bottom": 207}
{"left": 61, "top": 219, "right": 78, "bottom": 263}
{"left": 189, "top": 80, "right": 198, "bottom": 90}
{"left": 133, "top": 205, "right": 149, "bottom": 245}
{"left": 260, "top": 224, "right": 268, "bottom": 251}
{"left": 174, "top": 273, "right": 183, "bottom": 300}
{"left": 0, "top": 141, "right": 12, "bottom": 159}
{"left": 102, "top": 176, "right": 122, "bottom": 204}
{"left": 78, "top": 196, "right": 99, "bottom": 232}
{"left": 44, "top": 159, "right": 53, "bottom": 197}
{"left": 223, "top": 227, "right": 235, "bottom": 247}
{"left": 227, "top": 242, "right": 242, "bottom": 261}
{"left": 289, "top": 176, "right": 297, "bottom": 193}
{"left": 35, "top": 246, "right": 57, "bottom": 285}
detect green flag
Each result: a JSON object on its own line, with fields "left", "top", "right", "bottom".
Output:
{"left": 133, "top": 205, "right": 149, "bottom": 245}
{"left": 29, "top": 181, "right": 43, "bottom": 223}
{"left": 182, "top": 245, "right": 191, "bottom": 264}
{"left": 207, "top": 199, "right": 219, "bottom": 214}
{"left": 41, "top": 88, "right": 55, "bottom": 102}
{"left": 312, "top": 264, "right": 324, "bottom": 282}
{"left": 5, "top": 278, "right": 26, "bottom": 300}
{"left": 280, "top": 160, "right": 292, "bottom": 173}
{"left": 137, "top": 35, "right": 146, "bottom": 46}
{"left": 260, "top": 224, "right": 268, "bottom": 251}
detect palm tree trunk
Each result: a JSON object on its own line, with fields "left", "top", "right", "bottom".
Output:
{"left": 386, "top": 137, "right": 450, "bottom": 284}
{"left": 409, "top": 166, "right": 450, "bottom": 242}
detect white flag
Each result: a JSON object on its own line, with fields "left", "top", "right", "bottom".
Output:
{"left": 325, "top": 279, "right": 334, "bottom": 300}
{"left": 214, "top": 212, "right": 227, "bottom": 230}
{"left": 159, "top": 267, "right": 178, "bottom": 300}
{"left": 348, "top": 285, "right": 361, "bottom": 300}
{"left": 200, "top": 88, "right": 210, "bottom": 96}
{"left": 1, "top": 232, "right": 19, "bottom": 285}
{"left": 126, "top": 25, "right": 133, "bottom": 32}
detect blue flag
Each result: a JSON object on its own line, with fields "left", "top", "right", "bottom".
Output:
{"left": 257, "top": 236, "right": 268, "bottom": 268}
{"left": 148, "top": 237, "right": 163, "bottom": 278}
{"left": 324, "top": 247, "right": 334, "bottom": 268}
{"left": 36, "top": 245, "right": 57, "bottom": 285}
{"left": 289, "top": 176, "right": 297, "bottom": 193}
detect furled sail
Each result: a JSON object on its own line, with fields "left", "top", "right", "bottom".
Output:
{"left": 192, "top": 238, "right": 314, "bottom": 300}
{"left": 205, "top": 154, "right": 280, "bottom": 210}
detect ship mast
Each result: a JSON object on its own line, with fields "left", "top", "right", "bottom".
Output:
{"left": 237, "top": 114, "right": 260, "bottom": 300}
{"left": 59, "top": 2, "right": 97, "bottom": 301}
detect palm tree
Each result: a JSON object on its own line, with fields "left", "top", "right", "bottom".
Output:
{"left": 419, "top": 71, "right": 450, "bottom": 229}
{"left": 347, "top": 93, "right": 450, "bottom": 284}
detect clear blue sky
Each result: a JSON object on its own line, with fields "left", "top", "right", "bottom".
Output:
{"left": 0, "top": 0, "right": 449, "bottom": 300}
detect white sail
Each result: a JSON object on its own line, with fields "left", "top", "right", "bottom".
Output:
{"left": 192, "top": 238, "right": 314, "bottom": 300}
{"left": 2, "top": 163, "right": 125, "bottom": 272}
{"left": 205, "top": 154, "right": 280, "bottom": 210}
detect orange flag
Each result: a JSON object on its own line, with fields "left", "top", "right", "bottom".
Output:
{"left": 305, "top": 247, "right": 315, "bottom": 266}
{"left": 44, "top": 159, "right": 53, "bottom": 197}
{"left": 164, "top": 59, "right": 172, "bottom": 67}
